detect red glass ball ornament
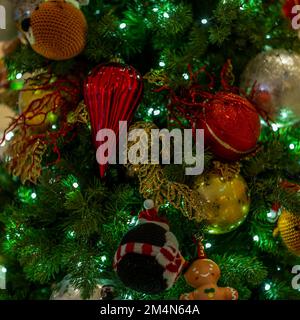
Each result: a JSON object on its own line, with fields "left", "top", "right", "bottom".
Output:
{"left": 84, "top": 63, "right": 144, "bottom": 177}
{"left": 198, "top": 92, "right": 261, "bottom": 161}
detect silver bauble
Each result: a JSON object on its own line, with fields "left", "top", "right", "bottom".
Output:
{"left": 0, "top": 0, "right": 18, "bottom": 41}
{"left": 12, "top": 0, "right": 42, "bottom": 21}
{"left": 50, "top": 275, "right": 116, "bottom": 300}
{"left": 240, "top": 49, "right": 300, "bottom": 124}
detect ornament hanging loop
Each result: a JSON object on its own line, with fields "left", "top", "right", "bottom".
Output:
{"left": 192, "top": 233, "right": 206, "bottom": 259}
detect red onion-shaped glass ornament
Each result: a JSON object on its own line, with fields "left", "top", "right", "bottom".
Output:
{"left": 84, "top": 63, "right": 144, "bottom": 177}
{"left": 197, "top": 92, "right": 261, "bottom": 161}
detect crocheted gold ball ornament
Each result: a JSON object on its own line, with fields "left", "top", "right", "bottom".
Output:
{"left": 274, "top": 209, "right": 300, "bottom": 256}
{"left": 25, "top": 0, "right": 87, "bottom": 60}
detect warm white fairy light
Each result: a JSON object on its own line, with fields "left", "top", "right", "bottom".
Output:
{"left": 5, "top": 132, "right": 14, "bottom": 141}
{"left": 253, "top": 235, "right": 259, "bottom": 242}
{"left": 271, "top": 124, "right": 279, "bottom": 132}
{"left": 264, "top": 283, "right": 271, "bottom": 291}
{"left": 73, "top": 182, "right": 79, "bottom": 189}
{"left": 289, "top": 144, "right": 295, "bottom": 150}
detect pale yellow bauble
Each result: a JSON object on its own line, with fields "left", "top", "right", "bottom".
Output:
{"left": 19, "top": 76, "right": 58, "bottom": 128}
{"left": 194, "top": 173, "right": 250, "bottom": 234}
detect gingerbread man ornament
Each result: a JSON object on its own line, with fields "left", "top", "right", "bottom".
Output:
{"left": 180, "top": 240, "right": 238, "bottom": 300}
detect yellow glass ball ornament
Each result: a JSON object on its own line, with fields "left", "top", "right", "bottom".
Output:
{"left": 194, "top": 172, "right": 250, "bottom": 234}
{"left": 18, "top": 70, "right": 80, "bottom": 131}
{"left": 273, "top": 209, "right": 300, "bottom": 256}
{"left": 19, "top": 77, "right": 58, "bottom": 128}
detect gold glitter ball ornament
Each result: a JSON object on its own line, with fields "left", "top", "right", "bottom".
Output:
{"left": 273, "top": 209, "right": 300, "bottom": 256}
{"left": 20, "top": 0, "right": 87, "bottom": 60}
{"left": 194, "top": 173, "right": 250, "bottom": 234}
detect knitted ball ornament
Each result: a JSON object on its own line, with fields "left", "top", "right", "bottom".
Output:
{"left": 20, "top": 0, "right": 87, "bottom": 60}
{"left": 113, "top": 209, "right": 185, "bottom": 294}
{"left": 274, "top": 209, "right": 300, "bottom": 256}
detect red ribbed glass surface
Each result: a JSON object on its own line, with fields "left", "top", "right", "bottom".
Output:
{"left": 84, "top": 63, "right": 144, "bottom": 177}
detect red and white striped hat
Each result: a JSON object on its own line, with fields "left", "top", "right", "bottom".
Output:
{"left": 113, "top": 230, "right": 185, "bottom": 289}
{"left": 113, "top": 204, "right": 185, "bottom": 290}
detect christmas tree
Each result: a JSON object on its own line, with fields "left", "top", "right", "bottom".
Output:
{"left": 0, "top": 0, "right": 299, "bottom": 301}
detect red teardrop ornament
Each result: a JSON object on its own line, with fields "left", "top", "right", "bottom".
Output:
{"left": 84, "top": 63, "right": 144, "bottom": 177}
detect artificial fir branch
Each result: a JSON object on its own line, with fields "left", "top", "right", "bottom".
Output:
{"left": 0, "top": 0, "right": 299, "bottom": 301}
{"left": 212, "top": 254, "right": 268, "bottom": 299}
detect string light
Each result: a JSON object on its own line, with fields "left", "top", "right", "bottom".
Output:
{"left": 159, "top": 61, "right": 166, "bottom": 67}
{"left": 271, "top": 124, "right": 279, "bottom": 132}
{"left": 266, "top": 34, "right": 271, "bottom": 39}
{"left": 201, "top": 18, "right": 208, "bottom": 24}
{"left": 73, "top": 182, "right": 79, "bottom": 189}
{"left": 147, "top": 107, "right": 154, "bottom": 116}
{"left": 289, "top": 144, "right": 295, "bottom": 150}
{"left": 153, "top": 110, "right": 160, "bottom": 116}
{"left": 182, "top": 73, "right": 189, "bottom": 80}
{"left": 101, "top": 256, "right": 107, "bottom": 263}
{"left": 1, "top": 267, "right": 7, "bottom": 273}
{"left": 260, "top": 119, "right": 267, "bottom": 126}
{"left": 205, "top": 242, "right": 212, "bottom": 249}
{"left": 163, "top": 12, "right": 170, "bottom": 18}
{"left": 253, "top": 235, "right": 259, "bottom": 242}
{"left": 267, "top": 210, "right": 278, "bottom": 222}
{"left": 5, "top": 132, "right": 14, "bottom": 141}
{"left": 264, "top": 283, "right": 271, "bottom": 291}
{"left": 67, "top": 231, "right": 76, "bottom": 239}
{"left": 280, "top": 109, "right": 292, "bottom": 120}
{"left": 128, "top": 216, "right": 138, "bottom": 226}
{"left": 31, "top": 193, "right": 37, "bottom": 200}
{"left": 281, "top": 111, "right": 288, "bottom": 119}
{"left": 16, "top": 73, "right": 22, "bottom": 80}
{"left": 119, "top": 23, "right": 127, "bottom": 29}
